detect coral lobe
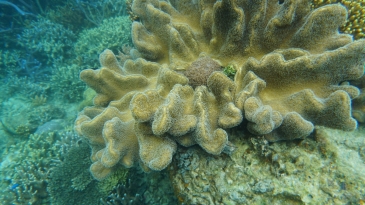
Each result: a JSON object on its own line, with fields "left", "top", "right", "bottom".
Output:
{"left": 75, "top": 0, "right": 365, "bottom": 179}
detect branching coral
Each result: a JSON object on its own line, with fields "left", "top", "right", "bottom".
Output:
{"left": 0, "top": 49, "right": 21, "bottom": 78}
{"left": 75, "top": 0, "right": 365, "bottom": 179}
{"left": 75, "top": 16, "right": 133, "bottom": 68}
{"left": 3, "top": 76, "right": 49, "bottom": 99}
{"left": 101, "top": 180, "right": 143, "bottom": 205}
{"left": 50, "top": 64, "right": 86, "bottom": 103}
{"left": 0, "top": 131, "right": 78, "bottom": 204}
{"left": 18, "top": 17, "right": 76, "bottom": 65}
{"left": 48, "top": 140, "right": 129, "bottom": 205}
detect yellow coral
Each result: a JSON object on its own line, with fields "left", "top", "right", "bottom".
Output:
{"left": 312, "top": 0, "right": 365, "bottom": 39}
{"left": 75, "top": 0, "right": 365, "bottom": 179}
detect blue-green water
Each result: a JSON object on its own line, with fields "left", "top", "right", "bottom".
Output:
{"left": 0, "top": 0, "right": 364, "bottom": 204}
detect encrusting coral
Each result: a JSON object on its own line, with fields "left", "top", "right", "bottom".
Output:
{"left": 75, "top": 0, "right": 365, "bottom": 180}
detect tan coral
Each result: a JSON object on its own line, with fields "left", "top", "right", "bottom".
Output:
{"left": 134, "top": 122, "right": 177, "bottom": 171}
{"left": 183, "top": 56, "right": 222, "bottom": 88}
{"left": 351, "top": 75, "right": 365, "bottom": 123}
{"left": 311, "top": 0, "right": 365, "bottom": 39}
{"left": 75, "top": 0, "right": 365, "bottom": 179}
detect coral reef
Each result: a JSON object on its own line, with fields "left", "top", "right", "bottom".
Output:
{"left": 49, "top": 136, "right": 177, "bottom": 205}
{"left": 102, "top": 168, "right": 178, "bottom": 205}
{"left": 47, "top": 140, "right": 99, "bottom": 205}
{"left": 75, "top": 16, "right": 132, "bottom": 68}
{"left": 1, "top": 97, "right": 65, "bottom": 136}
{"left": 50, "top": 64, "right": 86, "bottom": 103}
{"left": 170, "top": 126, "right": 365, "bottom": 204}
{"left": 101, "top": 182, "right": 143, "bottom": 205}
{"left": 3, "top": 76, "right": 49, "bottom": 99}
{"left": 0, "top": 49, "right": 47, "bottom": 81}
{"left": 0, "top": 130, "right": 78, "bottom": 204}
{"left": 75, "top": 0, "right": 365, "bottom": 179}
{"left": 0, "top": 49, "right": 22, "bottom": 78}
{"left": 18, "top": 17, "right": 76, "bottom": 65}
{"left": 137, "top": 170, "right": 178, "bottom": 205}
{"left": 48, "top": 140, "right": 129, "bottom": 205}
{"left": 31, "top": 95, "right": 47, "bottom": 106}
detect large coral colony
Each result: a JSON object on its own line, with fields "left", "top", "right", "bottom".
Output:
{"left": 75, "top": 0, "right": 365, "bottom": 180}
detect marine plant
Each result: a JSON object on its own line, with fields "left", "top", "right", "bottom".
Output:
{"left": 222, "top": 64, "right": 237, "bottom": 80}
{"left": 75, "top": 0, "right": 365, "bottom": 180}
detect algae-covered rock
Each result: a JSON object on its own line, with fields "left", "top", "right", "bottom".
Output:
{"left": 78, "top": 88, "right": 97, "bottom": 111}
{"left": 169, "top": 126, "right": 365, "bottom": 204}
{"left": 1, "top": 98, "right": 65, "bottom": 137}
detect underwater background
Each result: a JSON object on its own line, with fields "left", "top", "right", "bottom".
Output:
{"left": 0, "top": 0, "right": 364, "bottom": 204}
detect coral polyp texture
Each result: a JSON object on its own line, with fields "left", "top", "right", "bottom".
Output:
{"left": 311, "top": 0, "right": 365, "bottom": 39}
{"left": 75, "top": 0, "right": 365, "bottom": 179}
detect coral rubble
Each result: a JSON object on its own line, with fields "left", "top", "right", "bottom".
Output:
{"left": 75, "top": 0, "right": 365, "bottom": 180}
